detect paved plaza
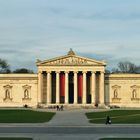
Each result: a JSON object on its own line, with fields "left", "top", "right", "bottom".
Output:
{"left": 47, "top": 108, "right": 92, "bottom": 126}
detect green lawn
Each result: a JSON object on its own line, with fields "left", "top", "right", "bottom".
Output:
{"left": 100, "top": 138, "right": 140, "bottom": 140}
{"left": 0, "top": 109, "right": 55, "bottom": 123}
{"left": 86, "top": 110, "right": 140, "bottom": 124}
{"left": 0, "top": 138, "right": 32, "bottom": 140}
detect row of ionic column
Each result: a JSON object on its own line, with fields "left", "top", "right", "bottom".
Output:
{"left": 38, "top": 71, "right": 105, "bottom": 105}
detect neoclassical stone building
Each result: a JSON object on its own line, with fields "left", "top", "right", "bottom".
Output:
{"left": 0, "top": 49, "right": 140, "bottom": 108}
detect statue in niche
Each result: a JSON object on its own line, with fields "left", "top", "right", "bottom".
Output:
{"left": 24, "top": 89, "right": 29, "bottom": 99}
{"left": 132, "top": 89, "right": 137, "bottom": 99}
{"left": 114, "top": 89, "right": 118, "bottom": 98}
{"left": 5, "top": 89, "right": 10, "bottom": 99}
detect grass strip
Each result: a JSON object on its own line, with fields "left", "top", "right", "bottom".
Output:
{"left": 86, "top": 110, "right": 140, "bottom": 124}
{"left": 0, "top": 138, "right": 32, "bottom": 140}
{"left": 0, "top": 109, "right": 55, "bottom": 123}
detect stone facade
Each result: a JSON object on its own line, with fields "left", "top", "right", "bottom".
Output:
{"left": 0, "top": 50, "right": 140, "bottom": 108}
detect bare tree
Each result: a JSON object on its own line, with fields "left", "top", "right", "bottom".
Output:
{"left": 112, "top": 61, "right": 139, "bottom": 73}
{"left": 118, "top": 61, "right": 137, "bottom": 73}
{"left": 111, "top": 68, "right": 120, "bottom": 73}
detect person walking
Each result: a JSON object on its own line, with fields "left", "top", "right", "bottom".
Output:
{"left": 60, "top": 105, "right": 64, "bottom": 111}
{"left": 56, "top": 105, "right": 59, "bottom": 111}
{"left": 106, "top": 115, "right": 111, "bottom": 124}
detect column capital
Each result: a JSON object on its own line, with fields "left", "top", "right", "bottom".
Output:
{"left": 46, "top": 71, "right": 51, "bottom": 74}
{"left": 56, "top": 71, "right": 60, "bottom": 74}
{"left": 38, "top": 71, "right": 42, "bottom": 74}
{"left": 91, "top": 71, "right": 96, "bottom": 74}
{"left": 82, "top": 71, "right": 87, "bottom": 74}
{"left": 64, "top": 71, "right": 69, "bottom": 74}
{"left": 100, "top": 71, "right": 105, "bottom": 74}
{"left": 74, "top": 71, "right": 78, "bottom": 74}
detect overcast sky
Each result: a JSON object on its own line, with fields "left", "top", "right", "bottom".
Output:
{"left": 0, "top": 0, "right": 140, "bottom": 72}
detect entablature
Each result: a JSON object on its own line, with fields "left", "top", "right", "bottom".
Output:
{"left": 38, "top": 66, "right": 105, "bottom": 73}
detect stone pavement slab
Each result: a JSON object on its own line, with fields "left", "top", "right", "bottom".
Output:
{"left": 46, "top": 109, "right": 91, "bottom": 126}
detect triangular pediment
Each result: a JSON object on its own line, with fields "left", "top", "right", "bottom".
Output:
{"left": 36, "top": 54, "right": 106, "bottom": 66}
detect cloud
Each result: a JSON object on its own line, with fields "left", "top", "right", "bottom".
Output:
{"left": 47, "top": 7, "right": 66, "bottom": 15}
{"left": 0, "top": 0, "right": 140, "bottom": 72}
{"left": 80, "top": 10, "right": 140, "bottom": 21}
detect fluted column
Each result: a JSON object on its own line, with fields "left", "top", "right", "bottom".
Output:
{"left": 99, "top": 71, "right": 105, "bottom": 105}
{"left": 74, "top": 71, "right": 78, "bottom": 104}
{"left": 56, "top": 71, "right": 60, "bottom": 104}
{"left": 47, "top": 71, "right": 51, "bottom": 104}
{"left": 65, "top": 71, "right": 69, "bottom": 104}
{"left": 38, "top": 71, "right": 43, "bottom": 103}
{"left": 82, "top": 71, "right": 87, "bottom": 104}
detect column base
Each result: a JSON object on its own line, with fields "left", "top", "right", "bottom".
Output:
{"left": 46, "top": 102, "right": 51, "bottom": 105}
{"left": 98, "top": 103, "right": 106, "bottom": 108}
{"left": 64, "top": 102, "right": 69, "bottom": 105}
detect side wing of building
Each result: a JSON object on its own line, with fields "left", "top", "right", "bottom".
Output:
{"left": 0, "top": 74, "right": 38, "bottom": 107}
{"left": 105, "top": 74, "right": 140, "bottom": 107}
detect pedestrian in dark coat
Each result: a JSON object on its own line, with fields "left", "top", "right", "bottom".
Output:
{"left": 60, "top": 105, "right": 64, "bottom": 111}
{"left": 106, "top": 115, "right": 111, "bottom": 124}
{"left": 56, "top": 105, "right": 59, "bottom": 111}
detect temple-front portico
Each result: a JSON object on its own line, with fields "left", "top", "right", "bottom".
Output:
{"left": 36, "top": 49, "right": 106, "bottom": 106}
